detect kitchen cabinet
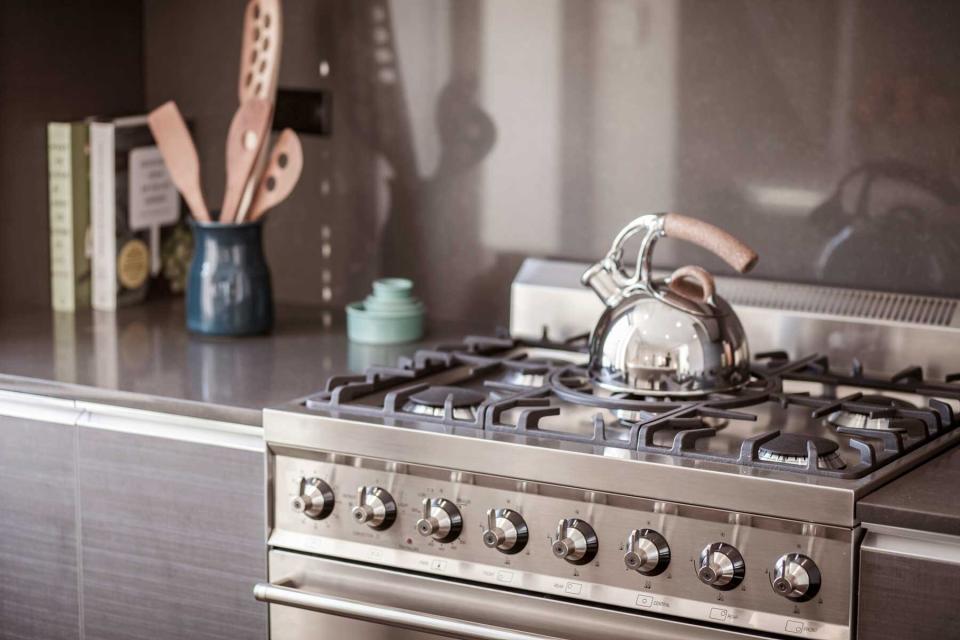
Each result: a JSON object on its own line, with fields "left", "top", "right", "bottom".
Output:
{"left": 0, "top": 391, "right": 266, "bottom": 640}
{"left": 76, "top": 427, "right": 266, "bottom": 640}
{"left": 858, "top": 527, "right": 960, "bottom": 639}
{"left": 0, "top": 402, "right": 82, "bottom": 640}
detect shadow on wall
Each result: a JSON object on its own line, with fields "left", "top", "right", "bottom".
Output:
{"left": 339, "top": 0, "right": 960, "bottom": 326}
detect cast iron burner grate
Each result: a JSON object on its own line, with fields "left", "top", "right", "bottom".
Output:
{"left": 303, "top": 337, "right": 960, "bottom": 479}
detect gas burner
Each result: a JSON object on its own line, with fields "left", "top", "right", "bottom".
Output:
{"left": 758, "top": 434, "right": 846, "bottom": 470}
{"left": 403, "top": 386, "right": 487, "bottom": 421}
{"left": 825, "top": 395, "right": 917, "bottom": 432}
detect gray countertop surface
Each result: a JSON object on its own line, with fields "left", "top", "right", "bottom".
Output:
{"left": 858, "top": 444, "right": 960, "bottom": 536}
{"left": 0, "top": 300, "right": 491, "bottom": 426}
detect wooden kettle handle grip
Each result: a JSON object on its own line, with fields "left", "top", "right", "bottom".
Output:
{"left": 663, "top": 213, "right": 758, "bottom": 273}
{"left": 668, "top": 265, "right": 716, "bottom": 303}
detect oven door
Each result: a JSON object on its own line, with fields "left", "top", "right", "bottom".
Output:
{"left": 257, "top": 550, "right": 758, "bottom": 640}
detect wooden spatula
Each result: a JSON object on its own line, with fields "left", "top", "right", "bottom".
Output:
{"left": 248, "top": 128, "right": 302, "bottom": 221}
{"left": 220, "top": 97, "right": 273, "bottom": 224}
{"left": 236, "top": 0, "right": 283, "bottom": 222}
{"left": 146, "top": 101, "right": 210, "bottom": 222}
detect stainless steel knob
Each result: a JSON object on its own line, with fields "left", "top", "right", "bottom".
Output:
{"left": 351, "top": 486, "right": 397, "bottom": 530}
{"left": 771, "top": 553, "right": 821, "bottom": 602}
{"left": 416, "top": 497, "right": 462, "bottom": 543}
{"left": 290, "top": 477, "right": 335, "bottom": 520}
{"left": 551, "top": 518, "right": 598, "bottom": 565}
{"left": 696, "top": 542, "right": 745, "bottom": 590}
{"left": 481, "top": 508, "right": 528, "bottom": 554}
{"left": 623, "top": 529, "right": 670, "bottom": 576}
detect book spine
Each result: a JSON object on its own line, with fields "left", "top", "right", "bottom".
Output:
{"left": 90, "top": 122, "right": 117, "bottom": 311}
{"left": 71, "top": 123, "right": 92, "bottom": 309}
{"left": 47, "top": 122, "right": 75, "bottom": 312}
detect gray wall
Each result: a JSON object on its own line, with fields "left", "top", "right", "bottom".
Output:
{"left": 5, "top": 1, "right": 960, "bottom": 327}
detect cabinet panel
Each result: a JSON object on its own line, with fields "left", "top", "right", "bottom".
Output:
{"left": 0, "top": 415, "right": 80, "bottom": 640}
{"left": 858, "top": 546, "right": 960, "bottom": 639}
{"left": 78, "top": 428, "right": 266, "bottom": 640}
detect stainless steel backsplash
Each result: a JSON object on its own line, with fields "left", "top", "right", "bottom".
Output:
{"left": 145, "top": 0, "right": 960, "bottom": 326}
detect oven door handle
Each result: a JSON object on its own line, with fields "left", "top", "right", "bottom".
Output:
{"left": 254, "top": 581, "right": 562, "bottom": 640}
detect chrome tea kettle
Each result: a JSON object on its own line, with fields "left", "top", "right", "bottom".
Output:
{"left": 581, "top": 213, "right": 758, "bottom": 396}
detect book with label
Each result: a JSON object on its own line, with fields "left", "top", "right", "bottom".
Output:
{"left": 90, "top": 115, "right": 181, "bottom": 311}
{"left": 47, "top": 122, "right": 92, "bottom": 312}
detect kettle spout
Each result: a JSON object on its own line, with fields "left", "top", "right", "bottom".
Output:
{"left": 581, "top": 262, "right": 624, "bottom": 308}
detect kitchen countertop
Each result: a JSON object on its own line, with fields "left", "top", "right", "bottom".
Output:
{"left": 0, "top": 299, "right": 492, "bottom": 426}
{"left": 858, "top": 444, "right": 960, "bottom": 536}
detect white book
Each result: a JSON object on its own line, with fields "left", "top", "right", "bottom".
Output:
{"left": 90, "top": 121, "right": 117, "bottom": 311}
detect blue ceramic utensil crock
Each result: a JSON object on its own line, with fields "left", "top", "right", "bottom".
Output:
{"left": 186, "top": 219, "right": 273, "bottom": 336}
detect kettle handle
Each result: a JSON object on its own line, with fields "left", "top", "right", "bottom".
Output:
{"left": 582, "top": 212, "right": 757, "bottom": 307}
{"left": 667, "top": 265, "right": 716, "bottom": 303}
{"left": 662, "top": 213, "right": 758, "bottom": 273}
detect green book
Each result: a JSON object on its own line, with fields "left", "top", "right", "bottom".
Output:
{"left": 47, "top": 122, "right": 91, "bottom": 312}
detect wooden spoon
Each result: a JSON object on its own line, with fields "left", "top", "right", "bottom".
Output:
{"left": 146, "top": 101, "right": 209, "bottom": 222}
{"left": 220, "top": 97, "right": 273, "bottom": 224}
{"left": 238, "top": 0, "right": 282, "bottom": 104}
{"left": 236, "top": 0, "right": 283, "bottom": 222}
{"left": 248, "top": 128, "right": 302, "bottom": 221}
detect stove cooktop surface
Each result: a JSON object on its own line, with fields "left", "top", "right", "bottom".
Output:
{"left": 302, "top": 335, "right": 960, "bottom": 481}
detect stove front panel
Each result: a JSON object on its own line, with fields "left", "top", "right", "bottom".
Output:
{"left": 268, "top": 449, "right": 854, "bottom": 640}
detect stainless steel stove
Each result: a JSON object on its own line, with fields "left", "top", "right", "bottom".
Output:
{"left": 256, "top": 260, "right": 960, "bottom": 640}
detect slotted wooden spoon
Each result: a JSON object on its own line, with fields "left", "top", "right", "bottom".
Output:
{"left": 220, "top": 97, "right": 273, "bottom": 224}
{"left": 236, "top": 0, "right": 283, "bottom": 222}
{"left": 248, "top": 128, "right": 303, "bottom": 221}
{"left": 238, "top": 0, "right": 282, "bottom": 104}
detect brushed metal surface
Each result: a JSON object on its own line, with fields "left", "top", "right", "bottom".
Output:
{"left": 858, "top": 529, "right": 960, "bottom": 639}
{"left": 269, "top": 453, "right": 853, "bottom": 638}
{"left": 266, "top": 549, "right": 759, "bottom": 640}
{"left": 77, "top": 428, "right": 267, "bottom": 640}
{"left": 0, "top": 414, "right": 80, "bottom": 640}
{"left": 510, "top": 258, "right": 960, "bottom": 377}
{"left": 255, "top": 583, "right": 559, "bottom": 640}
{"left": 76, "top": 401, "right": 264, "bottom": 452}
{"left": 265, "top": 404, "right": 960, "bottom": 528}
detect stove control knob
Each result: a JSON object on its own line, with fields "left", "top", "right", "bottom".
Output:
{"left": 771, "top": 553, "right": 821, "bottom": 602}
{"left": 416, "top": 497, "right": 463, "bottom": 543}
{"left": 291, "top": 477, "right": 335, "bottom": 520}
{"left": 551, "top": 518, "right": 598, "bottom": 565}
{"left": 696, "top": 543, "right": 745, "bottom": 590}
{"left": 351, "top": 486, "right": 397, "bottom": 530}
{"left": 482, "top": 508, "right": 529, "bottom": 554}
{"left": 623, "top": 529, "right": 670, "bottom": 576}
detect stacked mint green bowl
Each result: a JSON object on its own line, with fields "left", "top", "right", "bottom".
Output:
{"left": 346, "top": 278, "right": 425, "bottom": 344}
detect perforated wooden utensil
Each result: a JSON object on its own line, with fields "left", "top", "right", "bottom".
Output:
{"left": 236, "top": 0, "right": 283, "bottom": 222}
{"left": 239, "top": 0, "right": 282, "bottom": 104}
{"left": 220, "top": 97, "right": 273, "bottom": 224}
{"left": 248, "top": 128, "right": 302, "bottom": 221}
{"left": 147, "top": 101, "right": 210, "bottom": 222}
